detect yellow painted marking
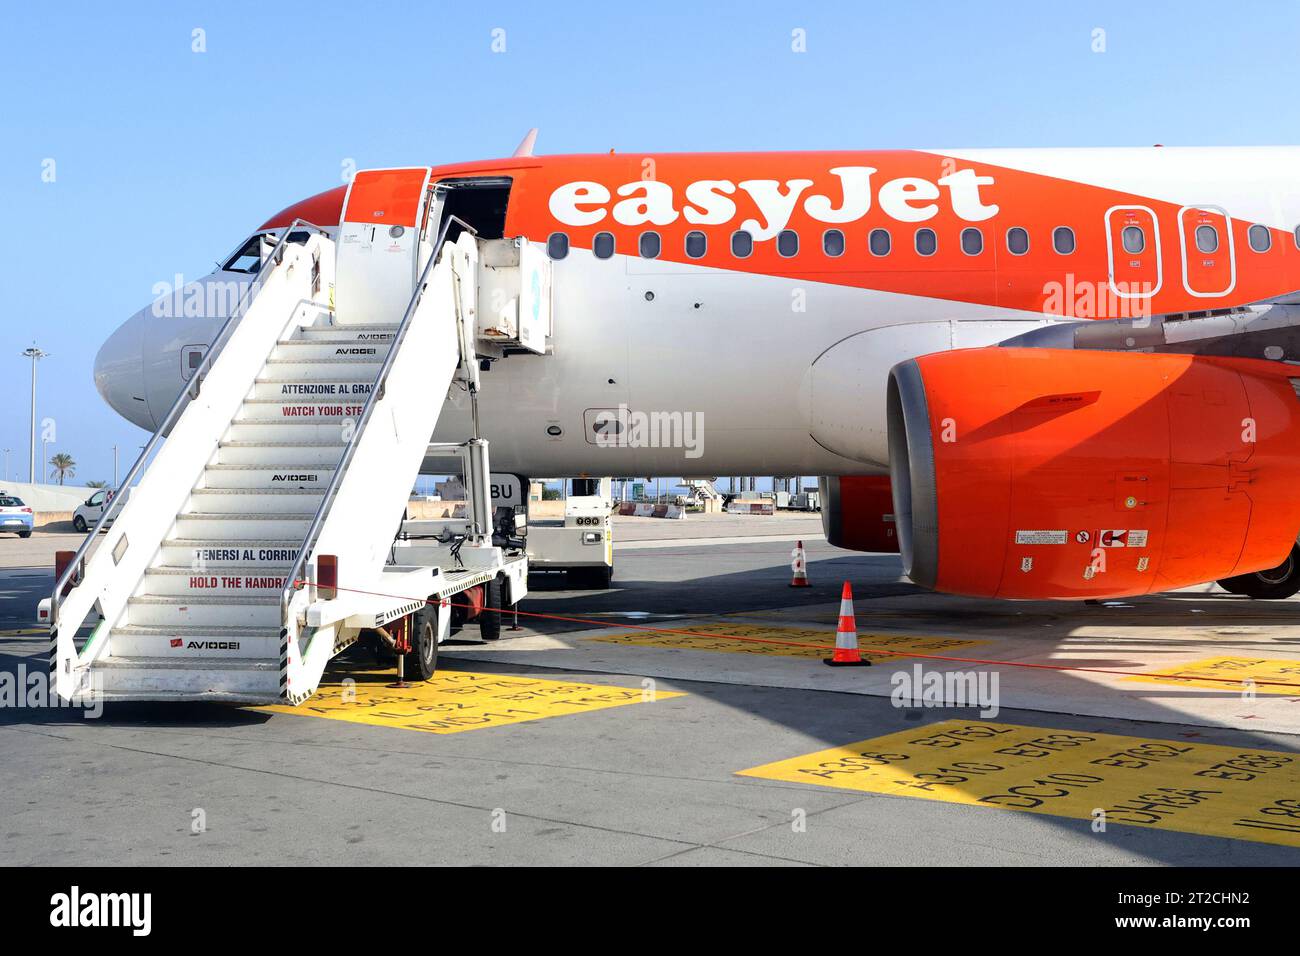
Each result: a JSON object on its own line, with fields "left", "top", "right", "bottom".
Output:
{"left": 738, "top": 720, "right": 1300, "bottom": 848}
{"left": 256, "top": 669, "right": 682, "bottom": 734}
{"left": 0, "top": 628, "right": 45, "bottom": 637}
{"left": 591, "top": 622, "right": 986, "bottom": 661}
{"left": 1125, "top": 656, "right": 1300, "bottom": 696}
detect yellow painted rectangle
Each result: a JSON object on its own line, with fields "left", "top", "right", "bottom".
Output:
{"left": 591, "top": 622, "right": 985, "bottom": 661}
{"left": 738, "top": 720, "right": 1300, "bottom": 848}
{"left": 257, "top": 669, "right": 682, "bottom": 734}
{"left": 1124, "top": 656, "right": 1300, "bottom": 696}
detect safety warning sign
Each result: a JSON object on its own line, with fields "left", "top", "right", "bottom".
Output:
{"left": 1125, "top": 656, "right": 1300, "bottom": 696}
{"left": 590, "top": 623, "right": 987, "bottom": 661}
{"left": 257, "top": 669, "right": 682, "bottom": 733}
{"left": 1014, "top": 530, "right": 1068, "bottom": 545}
{"left": 738, "top": 720, "right": 1300, "bottom": 848}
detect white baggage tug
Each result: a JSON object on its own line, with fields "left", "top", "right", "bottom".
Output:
{"left": 45, "top": 167, "right": 545, "bottom": 704}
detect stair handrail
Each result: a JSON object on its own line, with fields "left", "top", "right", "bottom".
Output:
{"left": 279, "top": 215, "right": 478, "bottom": 625}
{"left": 51, "top": 218, "right": 332, "bottom": 631}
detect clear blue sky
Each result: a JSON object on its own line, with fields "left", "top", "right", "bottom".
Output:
{"left": 2, "top": 0, "right": 1297, "bottom": 486}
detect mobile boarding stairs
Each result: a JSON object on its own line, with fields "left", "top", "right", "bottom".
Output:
{"left": 47, "top": 167, "right": 550, "bottom": 705}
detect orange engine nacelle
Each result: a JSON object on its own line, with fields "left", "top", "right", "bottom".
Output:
{"left": 819, "top": 476, "right": 900, "bottom": 553}
{"left": 886, "top": 347, "right": 1300, "bottom": 600}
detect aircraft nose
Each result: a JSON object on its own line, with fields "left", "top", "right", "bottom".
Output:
{"left": 94, "top": 308, "right": 155, "bottom": 431}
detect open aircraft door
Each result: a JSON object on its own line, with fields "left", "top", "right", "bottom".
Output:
{"left": 1178, "top": 204, "right": 1236, "bottom": 298}
{"left": 1104, "top": 205, "right": 1162, "bottom": 302}
{"left": 335, "top": 167, "right": 434, "bottom": 324}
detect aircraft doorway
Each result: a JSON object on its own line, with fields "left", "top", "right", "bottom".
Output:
{"left": 435, "top": 177, "right": 513, "bottom": 243}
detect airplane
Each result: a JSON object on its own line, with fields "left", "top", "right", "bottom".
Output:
{"left": 93, "top": 140, "right": 1300, "bottom": 605}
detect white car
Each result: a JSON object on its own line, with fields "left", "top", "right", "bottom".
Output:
{"left": 0, "top": 492, "right": 34, "bottom": 538}
{"left": 72, "top": 488, "right": 127, "bottom": 533}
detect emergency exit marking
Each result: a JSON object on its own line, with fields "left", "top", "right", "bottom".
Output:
{"left": 738, "top": 720, "right": 1300, "bottom": 848}
{"left": 591, "top": 623, "right": 986, "bottom": 660}
{"left": 255, "top": 669, "right": 683, "bottom": 733}
{"left": 1123, "top": 656, "right": 1300, "bottom": 696}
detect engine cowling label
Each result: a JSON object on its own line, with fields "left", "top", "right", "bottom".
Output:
{"left": 1014, "top": 530, "right": 1068, "bottom": 545}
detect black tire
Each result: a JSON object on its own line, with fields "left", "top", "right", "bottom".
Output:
{"left": 567, "top": 565, "right": 613, "bottom": 590}
{"left": 479, "top": 577, "right": 503, "bottom": 641}
{"left": 18, "top": 530, "right": 31, "bottom": 539}
{"left": 72, "top": 516, "right": 87, "bottom": 533}
{"left": 1218, "top": 545, "right": 1300, "bottom": 600}
{"left": 407, "top": 605, "right": 440, "bottom": 680}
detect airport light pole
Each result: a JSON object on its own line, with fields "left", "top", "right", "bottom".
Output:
{"left": 112, "top": 444, "right": 119, "bottom": 487}
{"left": 23, "top": 346, "right": 48, "bottom": 484}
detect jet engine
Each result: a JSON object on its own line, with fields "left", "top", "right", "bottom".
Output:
{"left": 886, "top": 347, "right": 1300, "bottom": 599}
{"left": 819, "top": 475, "right": 900, "bottom": 553}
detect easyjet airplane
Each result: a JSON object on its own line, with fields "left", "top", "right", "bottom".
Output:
{"left": 93, "top": 143, "right": 1300, "bottom": 604}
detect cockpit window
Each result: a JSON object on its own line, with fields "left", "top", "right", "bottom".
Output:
{"left": 221, "top": 231, "right": 309, "bottom": 274}
{"left": 223, "top": 235, "right": 265, "bottom": 274}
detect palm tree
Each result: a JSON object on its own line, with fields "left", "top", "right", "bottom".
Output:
{"left": 49, "top": 453, "right": 76, "bottom": 485}
{"left": 85, "top": 480, "right": 108, "bottom": 489}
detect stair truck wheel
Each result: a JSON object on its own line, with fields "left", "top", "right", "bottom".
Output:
{"left": 408, "top": 603, "right": 440, "bottom": 681}
{"left": 480, "top": 576, "right": 504, "bottom": 641}
{"left": 1217, "top": 544, "right": 1300, "bottom": 599}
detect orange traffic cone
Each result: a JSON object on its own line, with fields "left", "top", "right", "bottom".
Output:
{"left": 790, "top": 540, "right": 811, "bottom": 588}
{"left": 824, "top": 581, "right": 871, "bottom": 666}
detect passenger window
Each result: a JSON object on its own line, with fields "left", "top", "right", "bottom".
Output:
{"left": 88, "top": 491, "right": 105, "bottom": 507}
{"left": 869, "top": 228, "right": 891, "bottom": 256}
{"left": 639, "top": 231, "right": 661, "bottom": 259}
{"left": 1195, "top": 224, "right": 1219, "bottom": 254}
{"left": 685, "top": 231, "right": 707, "bottom": 259}
{"left": 731, "top": 230, "right": 754, "bottom": 258}
{"left": 915, "top": 228, "right": 937, "bottom": 257}
{"left": 960, "top": 228, "right": 983, "bottom": 256}
{"left": 593, "top": 232, "right": 615, "bottom": 260}
{"left": 1053, "top": 227, "right": 1076, "bottom": 254}
{"left": 1121, "top": 226, "right": 1145, "bottom": 254}
{"left": 1249, "top": 224, "right": 1272, "bottom": 253}
{"left": 777, "top": 229, "right": 799, "bottom": 258}
{"left": 1294, "top": 225, "right": 1300, "bottom": 249}
{"left": 1006, "top": 227, "right": 1029, "bottom": 255}
{"left": 546, "top": 232, "right": 569, "bottom": 260}
{"left": 822, "top": 229, "right": 845, "bottom": 257}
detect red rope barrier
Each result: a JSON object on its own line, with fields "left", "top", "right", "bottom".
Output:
{"left": 290, "top": 579, "right": 1300, "bottom": 691}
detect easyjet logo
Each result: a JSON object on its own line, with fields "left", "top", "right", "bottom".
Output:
{"left": 547, "top": 167, "right": 999, "bottom": 240}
